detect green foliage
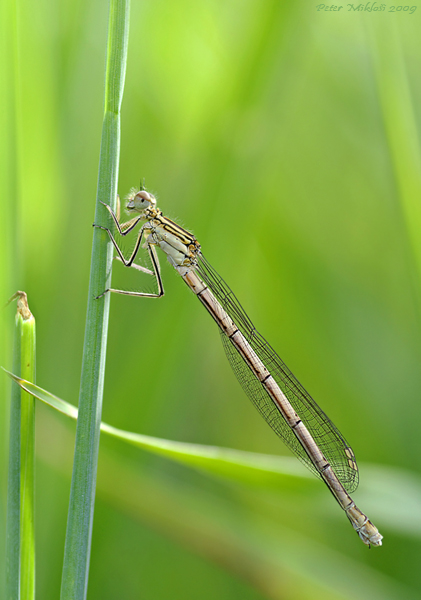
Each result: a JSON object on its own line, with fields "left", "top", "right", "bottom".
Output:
{"left": 6, "top": 295, "right": 36, "bottom": 600}
{"left": 19, "top": 309, "right": 36, "bottom": 600}
{"left": 2, "top": 371, "right": 320, "bottom": 488}
{"left": 2, "top": 0, "right": 421, "bottom": 598}
{"left": 7, "top": 371, "right": 421, "bottom": 535}
{"left": 5, "top": 320, "right": 21, "bottom": 600}
{"left": 60, "top": 1, "right": 130, "bottom": 598}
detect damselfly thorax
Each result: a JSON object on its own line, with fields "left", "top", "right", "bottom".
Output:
{"left": 142, "top": 208, "right": 201, "bottom": 269}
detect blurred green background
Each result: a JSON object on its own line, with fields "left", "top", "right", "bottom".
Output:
{"left": 1, "top": 0, "right": 421, "bottom": 598}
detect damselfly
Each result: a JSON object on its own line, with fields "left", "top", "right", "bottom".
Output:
{"left": 95, "top": 186, "right": 383, "bottom": 547}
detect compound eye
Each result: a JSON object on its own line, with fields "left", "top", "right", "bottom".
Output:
{"left": 136, "top": 190, "right": 153, "bottom": 203}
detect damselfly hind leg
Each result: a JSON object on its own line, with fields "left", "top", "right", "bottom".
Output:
{"left": 113, "top": 256, "right": 153, "bottom": 276}
{"left": 95, "top": 243, "right": 164, "bottom": 299}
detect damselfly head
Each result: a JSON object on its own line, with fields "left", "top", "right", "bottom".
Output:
{"left": 125, "top": 188, "right": 156, "bottom": 217}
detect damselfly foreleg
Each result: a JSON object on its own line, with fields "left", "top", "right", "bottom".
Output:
{"left": 96, "top": 203, "right": 146, "bottom": 267}
{"left": 100, "top": 200, "right": 143, "bottom": 237}
{"left": 94, "top": 205, "right": 164, "bottom": 299}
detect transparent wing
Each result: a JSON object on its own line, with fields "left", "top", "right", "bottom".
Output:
{"left": 196, "top": 254, "right": 359, "bottom": 493}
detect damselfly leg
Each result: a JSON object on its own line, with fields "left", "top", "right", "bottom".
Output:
{"left": 94, "top": 202, "right": 164, "bottom": 299}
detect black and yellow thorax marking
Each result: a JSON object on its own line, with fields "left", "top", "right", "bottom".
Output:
{"left": 145, "top": 208, "right": 201, "bottom": 264}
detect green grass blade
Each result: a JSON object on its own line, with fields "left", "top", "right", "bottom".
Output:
{"left": 5, "top": 292, "right": 36, "bottom": 600}
{"left": 5, "top": 315, "right": 22, "bottom": 600}
{"left": 60, "top": 1, "right": 130, "bottom": 599}
{"left": 13, "top": 373, "right": 420, "bottom": 541}
{"left": 3, "top": 372, "right": 313, "bottom": 490}
{"left": 18, "top": 298, "right": 36, "bottom": 600}
{"left": 1, "top": 0, "right": 20, "bottom": 596}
